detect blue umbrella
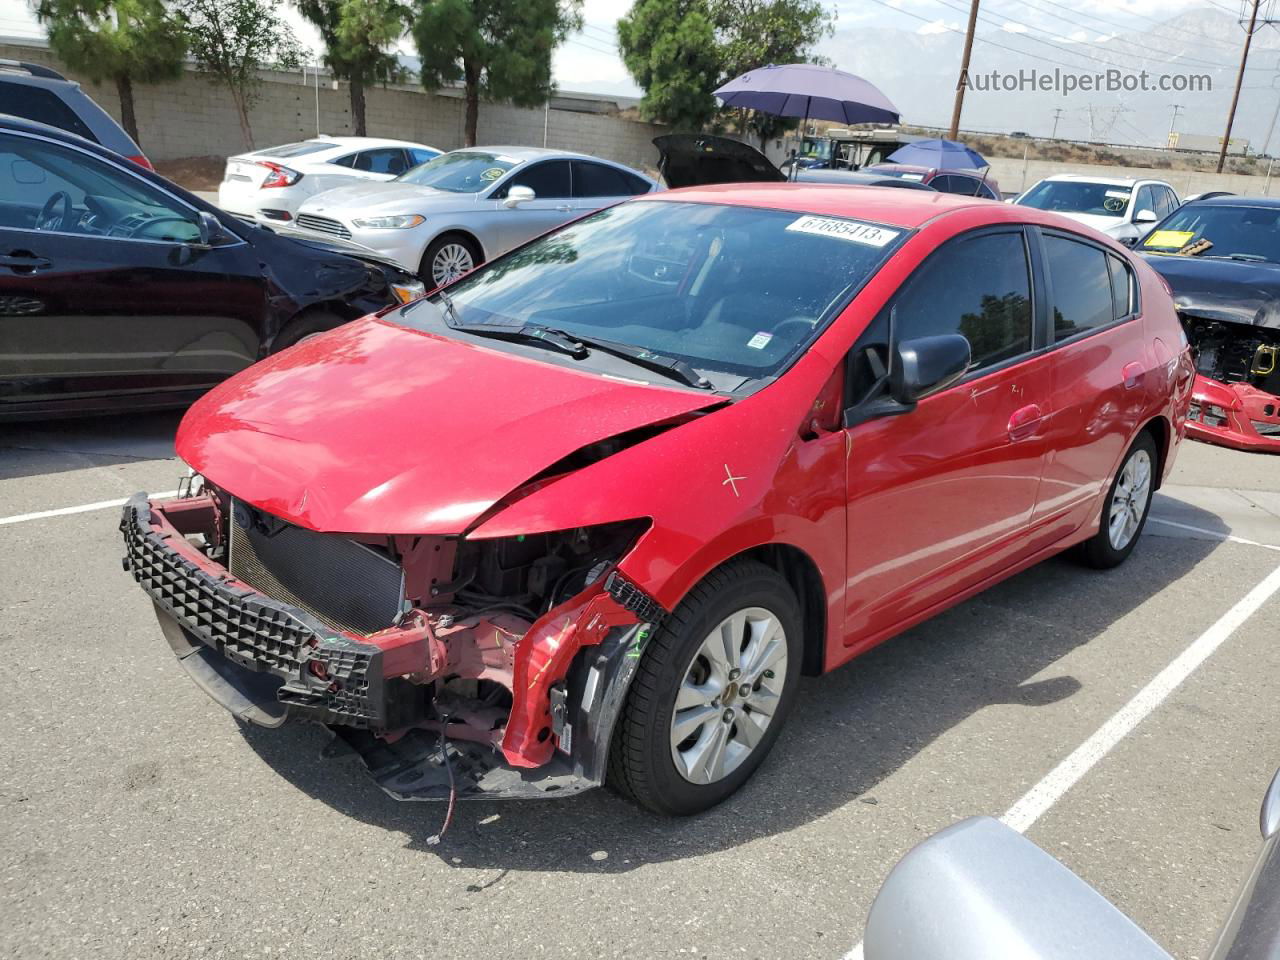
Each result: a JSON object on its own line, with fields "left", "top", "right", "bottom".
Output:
{"left": 713, "top": 63, "right": 900, "bottom": 127}
{"left": 887, "top": 138, "right": 987, "bottom": 170}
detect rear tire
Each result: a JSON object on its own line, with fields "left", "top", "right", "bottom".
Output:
{"left": 607, "top": 560, "right": 802, "bottom": 816}
{"left": 420, "top": 233, "right": 480, "bottom": 288}
{"left": 1079, "top": 431, "right": 1158, "bottom": 569}
{"left": 272, "top": 310, "right": 346, "bottom": 352}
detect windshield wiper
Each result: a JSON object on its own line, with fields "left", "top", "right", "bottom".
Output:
{"left": 444, "top": 317, "right": 588, "bottom": 358}
{"left": 540, "top": 329, "right": 713, "bottom": 389}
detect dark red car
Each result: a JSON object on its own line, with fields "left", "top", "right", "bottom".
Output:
{"left": 861, "top": 162, "right": 1003, "bottom": 199}
{"left": 121, "top": 184, "right": 1193, "bottom": 815}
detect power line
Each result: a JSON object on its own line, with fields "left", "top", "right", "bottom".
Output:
{"left": 1017, "top": 0, "right": 1263, "bottom": 56}
{"left": 930, "top": 0, "right": 1242, "bottom": 73}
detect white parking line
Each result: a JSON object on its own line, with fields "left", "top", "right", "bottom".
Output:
{"left": 843, "top": 559, "right": 1280, "bottom": 960}
{"left": 0, "top": 491, "right": 177, "bottom": 527}
{"left": 1147, "top": 516, "right": 1280, "bottom": 552}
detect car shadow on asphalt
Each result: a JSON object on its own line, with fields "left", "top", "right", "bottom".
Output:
{"left": 0, "top": 410, "right": 182, "bottom": 481}
{"left": 238, "top": 507, "right": 1226, "bottom": 874}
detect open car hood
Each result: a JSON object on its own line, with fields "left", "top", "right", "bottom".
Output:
{"left": 654, "top": 134, "right": 786, "bottom": 188}
{"left": 1142, "top": 253, "right": 1280, "bottom": 330}
{"left": 175, "top": 316, "right": 720, "bottom": 535}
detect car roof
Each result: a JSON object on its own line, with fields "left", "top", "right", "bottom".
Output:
{"left": 1189, "top": 194, "right": 1280, "bottom": 208}
{"left": 644, "top": 182, "right": 1007, "bottom": 229}
{"left": 1039, "top": 173, "right": 1168, "bottom": 187}
{"left": 450, "top": 145, "right": 609, "bottom": 163}
{"left": 867, "top": 163, "right": 994, "bottom": 178}
{"left": 308, "top": 136, "right": 436, "bottom": 150}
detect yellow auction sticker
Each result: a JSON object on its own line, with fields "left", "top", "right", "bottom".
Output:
{"left": 1144, "top": 229, "right": 1195, "bottom": 248}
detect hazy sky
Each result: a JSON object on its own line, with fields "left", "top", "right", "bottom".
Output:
{"left": 0, "top": 0, "right": 1268, "bottom": 138}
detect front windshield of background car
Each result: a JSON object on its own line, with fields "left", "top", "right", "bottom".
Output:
{"left": 800, "top": 138, "right": 832, "bottom": 160}
{"left": 394, "top": 151, "right": 518, "bottom": 192}
{"left": 392, "top": 200, "right": 905, "bottom": 386}
{"left": 1017, "top": 180, "right": 1131, "bottom": 217}
{"left": 1140, "top": 204, "right": 1280, "bottom": 262}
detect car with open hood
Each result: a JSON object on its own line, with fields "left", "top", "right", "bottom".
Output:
{"left": 288, "top": 145, "right": 656, "bottom": 286}
{"left": 0, "top": 115, "right": 424, "bottom": 420}
{"left": 121, "top": 182, "right": 1191, "bottom": 815}
{"left": 1140, "top": 195, "right": 1280, "bottom": 452}
{"left": 654, "top": 133, "right": 936, "bottom": 190}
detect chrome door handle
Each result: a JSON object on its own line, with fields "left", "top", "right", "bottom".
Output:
{"left": 556, "top": 204, "right": 574, "bottom": 212}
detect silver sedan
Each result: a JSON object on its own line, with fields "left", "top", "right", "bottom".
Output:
{"left": 289, "top": 146, "right": 658, "bottom": 285}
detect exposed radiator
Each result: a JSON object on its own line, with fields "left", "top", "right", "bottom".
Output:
{"left": 228, "top": 500, "right": 404, "bottom": 636}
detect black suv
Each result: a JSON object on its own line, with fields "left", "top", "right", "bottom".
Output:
{"left": 0, "top": 115, "right": 425, "bottom": 419}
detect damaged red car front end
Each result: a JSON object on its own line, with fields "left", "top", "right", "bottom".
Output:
{"left": 1186, "top": 374, "right": 1280, "bottom": 453}
{"left": 121, "top": 484, "right": 657, "bottom": 798}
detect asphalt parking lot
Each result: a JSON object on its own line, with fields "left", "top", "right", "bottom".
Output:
{"left": 3, "top": 416, "right": 1279, "bottom": 960}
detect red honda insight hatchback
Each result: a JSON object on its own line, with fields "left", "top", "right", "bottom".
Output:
{"left": 121, "top": 184, "right": 1194, "bottom": 815}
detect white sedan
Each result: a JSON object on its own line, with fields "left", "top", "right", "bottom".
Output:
{"left": 217, "top": 137, "right": 441, "bottom": 226}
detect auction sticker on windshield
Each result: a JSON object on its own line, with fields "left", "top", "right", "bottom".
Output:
{"left": 1144, "top": 229, "right": 1195, "bottom": 248}
{"left": 786, "top": 216, "right": 900, "bottom": 247}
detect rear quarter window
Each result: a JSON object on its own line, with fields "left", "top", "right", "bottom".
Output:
{"left": 0, "top": 83, "right": 97, "bottom": 142}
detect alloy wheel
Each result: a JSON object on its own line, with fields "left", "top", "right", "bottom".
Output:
{"left": 1108, "top": 448, "right": 1152, "bottom": 551}
{"left": 432, "top": 243, "right": 474, "bottom": 286}
{"left": 669, "top": 606, "right": 788, "bottom": 785}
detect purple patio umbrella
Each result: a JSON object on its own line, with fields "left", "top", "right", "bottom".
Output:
{"left": 713, "top": 63, "right": 901, "bottom": 128}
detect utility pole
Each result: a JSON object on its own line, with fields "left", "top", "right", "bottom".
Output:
{"left": 1262, "top": 72, "right": 1280, "bottom": 157}
{"left": 1050, "top": 107, "right": 1064, "bottom": 139}
{"left": 949, "top": 0, "right": 980, "bottom": 140}
{"left": 1166, "top": 104, "right": 1183, "bottom": 146}
{"left": 1218, "top": 0, "right": 1264, "bottom": 173}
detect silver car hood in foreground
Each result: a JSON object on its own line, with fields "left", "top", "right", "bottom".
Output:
{"left": 300, "top": 181, "right": 477, "bottom": 218}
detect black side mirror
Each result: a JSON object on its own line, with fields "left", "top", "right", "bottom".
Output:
{"left": 890, "top": 334, "right": 972, "bottom": 404}
{"left": 195, "top": 210, "right": 221, "bottom": 247}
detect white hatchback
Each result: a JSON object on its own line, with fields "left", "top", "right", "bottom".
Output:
{"left": 217, "top": 137, "right": 442, "bottom": 226}
{"left": 1013, "top": 174, "right": 1180, "bottom": 246}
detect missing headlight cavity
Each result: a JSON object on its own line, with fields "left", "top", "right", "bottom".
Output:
{"left": 1183, "top": 315, "right": 1280, "bottom": 395}
{"left": 450, "top": 519, "right": 651, "bottom": 620}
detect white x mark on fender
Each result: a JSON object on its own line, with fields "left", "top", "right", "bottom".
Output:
{"left": 722, "top": 463, "right": 746, "bottom": 497}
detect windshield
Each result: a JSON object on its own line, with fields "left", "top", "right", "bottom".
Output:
{"left": 392, "top": 200, "right": 905, "bottom": 386}
{"left": 1018, "top": 180, "right": 1131, "bottom": 217}
{"left": 1140, "top": 204, "right": 1280, "bottom": 262}
{"left": 395, "top": 151, "right": 518, "bottom": 192}
{"left": 799, "top": 138, "right": 833, "bottom": 161}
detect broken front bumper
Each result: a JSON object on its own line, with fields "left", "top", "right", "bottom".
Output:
{"left": 120, "top": 493, "right": 656, "bottom": 799}
{"left": 1186, "top": 375, "right": 1280, "bottom": 454}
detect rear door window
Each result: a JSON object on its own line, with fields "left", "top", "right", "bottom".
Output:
{"left": 353, "top": 148, "right": 409, "bottom": 174}
{"left": 0, "top": 84, "right": 97, "bottom": 142}
{"left": 1044, "top": 234, "right": 1115, "bottom": 341}
{"left": 893, "top": 230, "right": 1034, "bottom": 372}
{"left": 572, "top": 160, "right": 641, "bottom": 198}
{"left": 499, "top": 160, "right": 572, "bottom": 199}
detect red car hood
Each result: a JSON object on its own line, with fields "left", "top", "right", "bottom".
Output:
{"left": 176, "top": 316, "right": 719, "bottom": 534}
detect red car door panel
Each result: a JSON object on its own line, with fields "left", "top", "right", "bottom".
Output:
{"left": 1029, "top": 232, "right": 1151, "bottom": 544}
{"left": 841, "top": 227, "right": 1050, "bottom": 649}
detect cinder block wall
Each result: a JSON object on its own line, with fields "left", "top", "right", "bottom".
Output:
{"left": 0, "top": 40, "right": 667, "bottom": 171}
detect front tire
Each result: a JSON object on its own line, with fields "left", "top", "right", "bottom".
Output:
{"left": 1080, "top": 431, "right": 1157, "bottom": 569}
{"left": 607, "top": 560, "right": 802, "bottom": 816}
{"left": 272, "top": 310, "right": 345, "bottom": 352}
{"left": 421, "top": 233, "right": 480, "bottom": 288}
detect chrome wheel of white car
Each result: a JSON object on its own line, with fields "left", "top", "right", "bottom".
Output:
{"left": 1108, "top": 447, "right": 1152, "bottom": 551}
{"left": 669, "top": 606, "right": 788, "bottom": 785}
{"left": 431, "top": 242, "right": 475, "bottom": 286}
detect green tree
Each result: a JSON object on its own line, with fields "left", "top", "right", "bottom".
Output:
{"left": 411, "top": 0, "right": 583, "bottom": 147}
{"left": 616, "top": 0, "right": 719, "bottom": 131}
{"left": 617, "top": 0, "right": 832, "bottom": 137}
{"left": 34, "top": 0, "right": 186, "bottom": 146}
{"left": 297, "top": 0, "right": 408, "bottom": 136}
{"left": 182, "top": 0, "right": 304, "bottom": 150}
